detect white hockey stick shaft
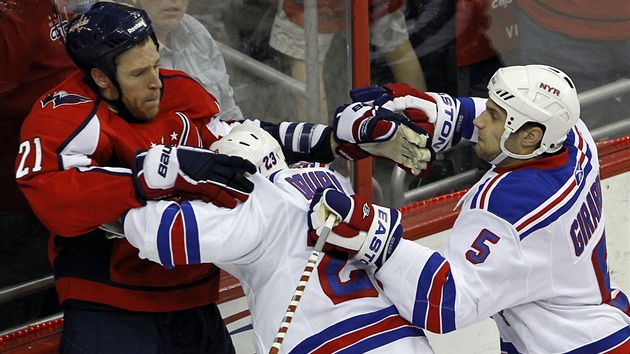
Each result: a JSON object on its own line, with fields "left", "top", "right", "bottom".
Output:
{"left": 268, "top": 214, "right": 337, "bottom": 354}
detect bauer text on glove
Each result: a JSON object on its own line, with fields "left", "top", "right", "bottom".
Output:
{"left": 132, "top": 145, "right": 257, "bottom": 208}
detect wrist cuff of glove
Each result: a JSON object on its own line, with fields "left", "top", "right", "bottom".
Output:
{"left": 132, "top": 153, "right": 149, "bottom": 206}
{"left": 335, "top": 143, "right": 371, "bottom": 161}
{"left": 355, "top": 205, "right": 402, "bottom": 270}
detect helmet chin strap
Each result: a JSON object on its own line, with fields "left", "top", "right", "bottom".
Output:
{"left": 490, "top": 129, "right": 547, "bottom": 166}
{"left": 489, "top": 150, "right": 509, "bottom": 165}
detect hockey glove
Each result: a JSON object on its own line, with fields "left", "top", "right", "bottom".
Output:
{"left": 333, "top": 102, "right": 435, "bottom": 176}
{"left": 133, "top": 145, "right": 257, "bottom": 208}
{"left": 351, "top": 83, "right": 475, "bottom": 151}
{"left": 307, "top": 188, "right": 403, "bottom": 271}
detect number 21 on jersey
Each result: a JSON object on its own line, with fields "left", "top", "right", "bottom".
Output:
{"left": 16, "top": 138, "right": 43, "bottom": 179}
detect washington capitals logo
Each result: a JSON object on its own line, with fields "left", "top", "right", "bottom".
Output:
{"left": 41, "top": 91, "right": 92, "bottom": 109}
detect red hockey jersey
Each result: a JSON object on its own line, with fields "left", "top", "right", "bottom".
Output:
{"left": 15, "top": 68, "right": 224, "bottom": 312}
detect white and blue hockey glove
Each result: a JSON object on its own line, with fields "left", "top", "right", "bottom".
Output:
{"left": 333, "top": 102, "right": 435, "bottom": 176}
{"left": 307, "top": 188, "right": 403, "bottom": 271}
{"left": 133, "top": 145, "right": 256, "bottom": 208}
{"left": 350, "top": 83, "right": 477, "bottom": 152}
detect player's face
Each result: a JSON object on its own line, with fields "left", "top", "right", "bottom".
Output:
{"left": 473, "top": 99, "right": 520, "bottom": 164}
{"left": 115, "top": 40, "right": 162, "bottom": 121}
{"left": 140, "top": 0, "right": 189, "bottom": 34}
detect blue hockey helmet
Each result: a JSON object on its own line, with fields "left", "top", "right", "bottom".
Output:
{"left": 65, "top": 2, "right": 157, "bottom": 80}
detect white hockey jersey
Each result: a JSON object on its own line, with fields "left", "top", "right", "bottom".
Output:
{"left": 124, "top": 163, "right": 433, "bottom": 353}
{"left": 376, "top": 119, "right": 630, "bottom": 353}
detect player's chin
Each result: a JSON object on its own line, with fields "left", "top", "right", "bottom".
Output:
{"left": 474, "top": 143, "right": 494, "bottom": 162}
{"left": 133, "top": 105, "right": 160, "bottom": 121}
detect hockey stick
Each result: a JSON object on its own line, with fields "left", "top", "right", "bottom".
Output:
{"left": 268, "top": 214, "right": 337, "bottom": 354}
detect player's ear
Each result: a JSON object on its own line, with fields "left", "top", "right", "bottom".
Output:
{"left": 521, "top": 125, "right": 544, "bottom": 150}
{"left": 91, "top": 68, "right": 111, "bottom": 90}
{"left": 91, "top": 68, "right": 119, "bottom": 100}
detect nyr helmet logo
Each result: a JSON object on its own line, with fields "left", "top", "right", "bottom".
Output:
{"left": 41, "top": 91, "right": 92, "bottom": 109}
{"left": 539, "top": 82, "right": 561, "bottom": 97}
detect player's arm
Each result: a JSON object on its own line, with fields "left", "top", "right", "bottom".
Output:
{"left": 15, "top": 111, "right": 142, "bottom": 236}
{"left": 207, "top": 118, "right": 336, "bottom": 164}
{"left": 308, "top": 189, "right": 530, "bottom": 333}
{"left": 209, "top": 115, "right": 434, "bottom": 177}
{"left": 349, "top": 83, "right": 487, "bottom": 151}
{"left": 16, "top": 111, "right": 255, "bottom": 236}
{"left": 375, "top": 209, "right": 532, "bottom": 333}
{"left": 123, "top": 173, "right": 298, "bottom": 268}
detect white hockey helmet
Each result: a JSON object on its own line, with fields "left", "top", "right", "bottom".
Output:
{"left": 210, "top": 124, "right": 288, "bottom": 177}
{"left": 488, "top": 65, "right": 580, "bottom": 160}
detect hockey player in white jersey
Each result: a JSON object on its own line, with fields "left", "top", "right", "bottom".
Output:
{"left": 122, "top": 124, "right": 434, "bottom": 353}
{"left": 310, "top": 65, "right": 630, "bottom": 353}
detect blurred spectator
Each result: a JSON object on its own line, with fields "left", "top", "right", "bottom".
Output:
{"left": 133, "top": 0, "right": 244, "bottom": 120}
{"left": 269, "top": 0, "right": 427, "bottom": 123}
{"left": 514, "top": 0, "right": 630, "bottom": 130}
{"left": 403, "top": 0, "right": 457, "bottom": 95}
{"left": 0, "top": 0, "right": 75, "bottom": 330}
{"left": 455, "top": 0, "right": 520, "bottom": 97}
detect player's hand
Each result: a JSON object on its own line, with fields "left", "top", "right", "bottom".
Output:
{"left": 332, "top": 102, "right": 435, "bottom": 176}
{"left": 133, "top": 145, "right": 257, "bottom": 208}
{"left": 307, "top": 188, "right": 403, "bottom": 270}
{"left": 351, "top": 83, "right": 469, "bottom": 151}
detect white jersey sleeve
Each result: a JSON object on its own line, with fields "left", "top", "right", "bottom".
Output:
{"left": 123, "top": 173, "right": 304, "bottom": 268}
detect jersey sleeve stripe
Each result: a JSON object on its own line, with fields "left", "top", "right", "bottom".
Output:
{"left": 609, "top": 291, "right": 630, "bottom": 317}
{"left": 413, "top": 252, "right": 456, "bottom": 332}
{"left": 181, "top": 201, "right": 201, "bottom": 264}
{"left": 280, "top": 122, "right": 297, "bottom": 151}
{"left": 157, "top": 203, "right": 180, "bottom": 269}
{"left": 565, "top": 326, "right": 630, "bottom": 354}
{"left": 299, "top": 123, "right": 315, "bottom": 152}
{"left": 292, "top": 306, "right": 425, "bottom": 353}
{"left": 170, "top": 206, "right": 187, "bottom": 266}
{"left": 326, "top": 326, "right": 426, "bottom": 354}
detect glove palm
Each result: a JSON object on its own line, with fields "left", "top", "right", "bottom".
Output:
{"left": 333, "top": 102, "right": 435, "bottom": 176}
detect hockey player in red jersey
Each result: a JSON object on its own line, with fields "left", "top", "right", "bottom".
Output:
{"left": 310, "top": 65, "right": 630, "bottom": 353}
{"left": 15, "top": 2, "right": 433, "bottom": 352}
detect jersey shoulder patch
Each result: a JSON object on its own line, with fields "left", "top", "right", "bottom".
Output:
{"left": 41, "top": 90, "right": 92, "bottom": 109}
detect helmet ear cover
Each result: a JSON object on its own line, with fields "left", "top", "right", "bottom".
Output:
{"left": 488, "top": 65, "right": 580, "bottom": 159}
{"left": 65, "top": 2, "right": 158, "bottom": 81}
{"left": 210, "top": 124, "right": 289, "bottom": 177}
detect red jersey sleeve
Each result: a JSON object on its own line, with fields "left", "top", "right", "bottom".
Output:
{"left": 16, "top": 84, "right": 141, "bottom": 237}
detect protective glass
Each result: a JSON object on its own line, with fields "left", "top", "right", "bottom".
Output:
{"left": 53, "top": 0, "right": 100, "bottom": 42}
